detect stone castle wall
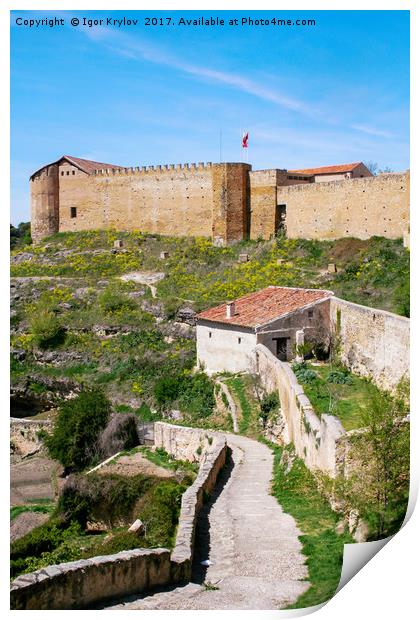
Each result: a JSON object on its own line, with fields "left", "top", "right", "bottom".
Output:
{"left": 250, "top": 171, "right": 408, "bottom": 240}
{"left": 31, "top": 161, "right": 251, "bottom": 245}
{"left": 31, "top": 161, "right": 409, "bottom": 245}
{"left": 277, "top": 172, "right": 408, "bottom": 240}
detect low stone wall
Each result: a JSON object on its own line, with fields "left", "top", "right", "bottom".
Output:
{"left": 331, "top": 298, "right": 409, "bottom": 391}
{"left": 11, "top": 422, "right": 227, "bottom": 609}
{"left": 255, "top": 344, "right": 346, "bottom": 477}
{"left": 158, "top": 423, "right": 227, "bottom": 580}
{"left": 10, "top": 548, "right": 171, "bottom": 610}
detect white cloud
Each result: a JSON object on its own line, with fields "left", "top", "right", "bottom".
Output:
{"left": 351, "top": 124, "right": 394, "bottom": 138}
{"left": 80, "top": 28, "right": 311, "bottom": 115}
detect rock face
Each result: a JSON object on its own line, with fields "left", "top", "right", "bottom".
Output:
{"left": 10, "top": 375, "right": 79, "bottom": 418}
{"left": 176, "top": 307, "right": 197, "bottom": 326}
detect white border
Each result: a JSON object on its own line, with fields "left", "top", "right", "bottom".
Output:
{"left": 2, "top": 2, "right": 417, "bottom": 619}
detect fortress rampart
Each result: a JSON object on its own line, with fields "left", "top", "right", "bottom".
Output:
{"left": 30, "top": 156, "right": 409, "bottom": 244}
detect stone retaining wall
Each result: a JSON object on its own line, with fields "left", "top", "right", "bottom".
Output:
{"left": 331, "top": 297, "right": 409, "bottom": 391}
{"left": 10, "top": 422, "right": 227, "bottom": 609}
{"left": 255, "top": 344, "right": 346, "bottom": 476}
{"left": 10, "top": 548, "right": 171, "bottom": 610}
{"left": 156, "top": 423, "right": 227, "bottom": 580}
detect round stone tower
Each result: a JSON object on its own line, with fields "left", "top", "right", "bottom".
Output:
{"left": 30, "top": 163, "right": 59, "bottom": 242}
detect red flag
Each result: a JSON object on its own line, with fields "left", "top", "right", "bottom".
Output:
{"left": 242, "top": 131, "right": 249, "bottom": 148}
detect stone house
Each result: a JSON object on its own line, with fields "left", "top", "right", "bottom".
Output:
{"left": 196, "top": 286, "right": 333, "bottom": 374}
{"left": 287, "top": 162, "right": 372, "bottom": 183}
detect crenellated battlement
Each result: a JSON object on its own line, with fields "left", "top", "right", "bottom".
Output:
{"left": 93, "top": 162, "right": 214, "bottom": 176}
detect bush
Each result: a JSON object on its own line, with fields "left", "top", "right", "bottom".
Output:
{"left": 58, "top": 473, "right": 155, "bottom": 529}
{"left": 178, "top": 373, "right": 215, "bottom": 418}
{"left": 46, "top": 389, "right": 111, "bottom": 470}
{"left": 294, "top": 368, "right": 318, "bottom": 385}
{"left": 138, "top": 479, "right": 187, "bottom": 547}
{"left": 97, "top": 412, "right": 139, "bottom": 458}
{"left": 153, "top": 372, "right": 215, "bottom": 418}
{"left": 30, "top": 310, "right": 66, "bottom": 349}
{"left": 10, "top": 222, "right": 32, "bottom": 249}
{"left": 154, "top": 376, "right": 181, "bottom": 405}
{"left": 10, "top": 518, "right": 81, "bottom": 577}
{"left": 393, "top": 279, "right": 410, "bottom": 318}
{"left": 98, "top": 283, "right": 136, "bottom": 314}
{"left": 260, "top": 392, "right": 279, "bottom": 422}
{"left": 326, "top": 370, "right": 353, "bottom": 385}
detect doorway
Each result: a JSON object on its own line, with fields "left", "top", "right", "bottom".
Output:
{"left": 275, "top": 204, "right": 287, "bottom": 235}
{"left": 273, "top": 337, "right": 289, "bottom": 361}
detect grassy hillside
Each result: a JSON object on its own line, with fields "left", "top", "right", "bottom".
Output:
{"left": 10, "top": 230, "right": 409, "bottom": 421}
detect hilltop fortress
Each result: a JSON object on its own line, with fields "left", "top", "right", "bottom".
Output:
{"left": 30, "top": 155, "right": 409, "bottom": 245}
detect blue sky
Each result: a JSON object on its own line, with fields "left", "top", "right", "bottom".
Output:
{"left": 11, "top": 10, "right": 409, "bottom": 224}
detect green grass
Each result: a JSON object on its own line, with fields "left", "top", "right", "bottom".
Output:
{"left": 11, "top": 502, "right": 54, "bottom": 521}
{"left": 300, "top": 363, "right": 381, "bottom": 431}
{"left": 265, "top": 441, "right": 354, "bottom": 609}
{"left": 224, "top": 376, "right": 260, "bottom": 436}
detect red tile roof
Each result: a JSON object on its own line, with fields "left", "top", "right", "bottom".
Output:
{"left": 197, "top": 286, "right": 333, "bottom": 328}
{"left": 288, "top": 162, "right": 362, "bottom": 176}
{"left": 63, "top": 155, "right": 124, "bottom": 174}
{"left": 30, "top": 155, "right": 125, "bottom": 179}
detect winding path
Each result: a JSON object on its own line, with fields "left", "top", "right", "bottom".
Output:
{"left": 107, "top": 434, "right": 309, "bottom": 610}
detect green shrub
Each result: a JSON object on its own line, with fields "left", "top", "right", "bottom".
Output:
{"left": 58, "top": 473, "right": 155, "bottom": 528}
{"left": 138, "top": 479, "right": 187, "bottom": 547}
{"left": 45, "top": 389, "right": 111, "bottom": 470}
{"left": 393, "top": 279, "right": 410, "bottom": 318}
{"left": 178, "top": 373, "right": 215, "bottom": 418}
{"left": 294, "top": 368, "right": 318, "bottom": 385}
{"left": 98, "top": 283, "right": 136, "bottom": 314}
{"left": 30, "top": 310, "right": 66, "bottom": 349}
{"left": 260, "top": 392, "right": 280, "bottom": 421}
{"left": 154, "top": 376, "right": 181, "bottom": 405}
{"left": 326, "top": 370, "right": 353, "bottom": 385}
{"left": 10, "top": 518, "right": 81, "bottom": 577}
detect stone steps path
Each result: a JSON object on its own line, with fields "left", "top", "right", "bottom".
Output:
{"left": 106, "top": 434, "right": 309, "bottom": 610}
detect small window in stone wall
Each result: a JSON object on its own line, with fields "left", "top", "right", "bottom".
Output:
{"left": 209, "top": 332, "right": 212, "bottom": 338}
{"left": 61, "top": 171, "right": 64, "bottom": 176}
{"left": 66, "top": 171, "right": 70, "bottom": 175}
{"left": 72, "top": 170, "right": 76, "bottom": 175}
{"left": 70, "top": 207, "right": 77, "bottom": 219}
{"left": 308, "top": 309, "right": 314, "bottom": 318}
{"left": 238, "top": 337, "right": 242, "bottom": 344}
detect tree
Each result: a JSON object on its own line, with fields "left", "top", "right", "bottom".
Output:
{"left": 365, "top": 161, "right": 378, "bottom": 175}
{"left": 10, "top": 222, "right": 32, "bottom": 249}
{"left": 341, "top": 384, "right": 409, "bottom": 539}
{"left": 46, "top": 389, "right": 111, "bottom": 471}
{"left": 364, "top": 162, "right": 394, "bottom": 176}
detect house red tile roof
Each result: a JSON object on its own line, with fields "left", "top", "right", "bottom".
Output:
{"left": 30, "top": 155, "right": 125, "bottom": 179}
{"left": 63, "top": 155, "right": 124, "bottom": 174}
{"left": 288, "top": 162, "right": 362, "bottom": 176}
{"left": 197, "top": 286, "right": 333, "bottom": 328}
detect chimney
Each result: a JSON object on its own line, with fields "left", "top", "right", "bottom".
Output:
{"left": 226, "top": 301, "right": 236, "bottom": 318}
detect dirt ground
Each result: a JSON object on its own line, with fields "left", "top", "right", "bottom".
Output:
{"left": 10, "top": 511, "right": 50, "bottom": 542}
{"left": 10, "top": 453, "right": 64, "bottom": 506}
{"left": 98, "top": 452, "right": 174, "bottom": 478}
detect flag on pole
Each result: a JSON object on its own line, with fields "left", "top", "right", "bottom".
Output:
{"left": 242, "top": 131, "right": 249, "bottom": 148}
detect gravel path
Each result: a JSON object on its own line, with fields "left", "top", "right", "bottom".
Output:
{"left": 107, "top": 434, "right": 309, "bottom": 610}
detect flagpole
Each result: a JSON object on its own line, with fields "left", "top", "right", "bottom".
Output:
{"left": 219, "top": 129, "right": 222, "bottom": 163}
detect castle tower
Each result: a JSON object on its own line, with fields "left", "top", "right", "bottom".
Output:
{"left": 30, "top": 163, "right": 60, "bottom": 242}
